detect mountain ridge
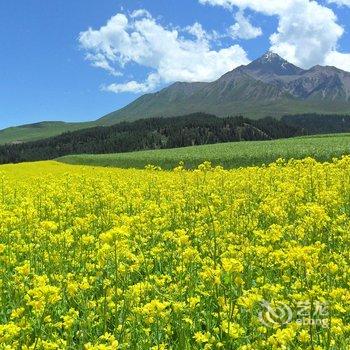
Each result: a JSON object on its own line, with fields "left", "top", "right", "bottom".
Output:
{"left": 1, "top": 51, "right": 350, "bottom": 144}
{"left": 99, "top": 51, "right": 350, "bottom": 124}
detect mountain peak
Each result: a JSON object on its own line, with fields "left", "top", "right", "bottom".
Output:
{"left": 253, "top": 51, "right": 287, "bottom": 66}
{"left": 246, "top": 51, "right": 304, "bottom": 77}
{"left": 260, "top": 51, "right": 283, "bottom": 62}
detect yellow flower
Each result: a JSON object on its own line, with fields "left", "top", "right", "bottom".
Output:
{"left": 194, "top": 331, "right": 210, "bottom": 344}
{"left": 220, "top": 320, "right": 245, "bottom": 339}
{"left": 62, "top": 308, "right": 79, "bottom": 329}
{"left": 298, "top": 330, "right": 310, "bottom": 343}
{"left": 188, "top": 296, "right": 201, "bottom": 309}
{"left": 221, "top": 258, "right": 243, "bottom": 273}
{"left": 15, "top": 261, "right": 31, "bottom": 276}
{"left": 1, "top": 157, "right": 350, "bottom": 348}
{"left": 10, "top": 307, "right": 25, "bottom": 320}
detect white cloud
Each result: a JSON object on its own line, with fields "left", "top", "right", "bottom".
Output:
{"left": 325, "top": 51, "right": 350, "bottom": 71}
{"left": 79, "top": 11, "right": 249, "bottom": 93}
{"left": 85, "top": 53, "right": 122, "bottom": 76}
{"left": 328, "top": 0, "right": 350, "bottom": 6}
{"left": 185, "top": 22, "right": 222, "bottom": 42}
{"left": 103, "top": 73, "right": 160, "bottom": 94}
{"left": 199, "top": 0, "right": 293, "bottom": 15}
{"left": 229, "top": 10, "right": 262, "bottom": 39}
{"left": 199, "top": 0, "right": 349, "bottom": 70}
{"left": 186, "top": 22, "right": 210, "bottom": 40}
{"left": 269, "top": 1, "right": 343, "bottom": 68}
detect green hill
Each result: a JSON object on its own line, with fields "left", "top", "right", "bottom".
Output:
{"left": 0, "top": 121, "right": 95, "bottom": 145}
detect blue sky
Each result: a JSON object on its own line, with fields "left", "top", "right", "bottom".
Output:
{"left": 1, "top": 0, "right": 350, "bottom": 129}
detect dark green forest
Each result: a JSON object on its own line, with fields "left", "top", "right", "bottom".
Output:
{"left": 0, "top": 113, "right": 301, "bottom": 164}
{"left": 1, "top": 112, "right": 350, "bottom": 165}
{"left": 282, "top": 114, "right": 350, "bottom": 134}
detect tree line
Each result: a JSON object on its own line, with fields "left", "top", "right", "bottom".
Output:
{"left": 0, "top": 113, "right": 301, "bottom": 164}
{"left": 2, "top": 112, "right": 350, "bottom": 165}
{"left": 282, "top": 114, "right": 350, "bottom": 135}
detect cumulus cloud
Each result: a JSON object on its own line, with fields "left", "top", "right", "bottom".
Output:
{"left": 199, "top": 0, "right": 349, "bottom": 70}
{"left": 79, "top": 12, "right": 249, "bottom": 93}
{"left": 229, "top": 10, "right": 262, "bottom": 39}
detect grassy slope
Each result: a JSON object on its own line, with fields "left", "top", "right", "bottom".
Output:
{"left": 99, "top": 98, "right": 350, "bottom": 125}
{"left": 2, "top": 99, "right": 350, "bottom": 145}
{"left": 0, "top": 121, "right": 96, "bottom": 145}
{"left": 2, "top": 101, "right": 350, "bottom": 144}
{"left": 57, "top": 133, "right": 350, "bottom": 169}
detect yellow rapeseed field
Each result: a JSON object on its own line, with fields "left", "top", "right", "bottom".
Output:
{"left": 0, "top": 159, "right": 349, "bottom": 349}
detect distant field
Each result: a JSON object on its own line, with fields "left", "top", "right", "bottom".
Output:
{"left": 58, "top": 133, "right": 350, "bottom": 169}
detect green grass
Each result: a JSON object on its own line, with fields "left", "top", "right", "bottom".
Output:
{"left": 0, "top": 121, "right": 95, "bottom": 145}
{"left": 57, "top": 133, "right": 350, "bottom": 169}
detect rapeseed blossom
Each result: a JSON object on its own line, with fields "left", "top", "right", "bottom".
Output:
{"left": 0, "top": 158, "right": 349, "bottom": 348}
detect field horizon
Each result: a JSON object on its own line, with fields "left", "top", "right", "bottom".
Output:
{"left": 57, "top": 132, "right": 350, "bottom": 170}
